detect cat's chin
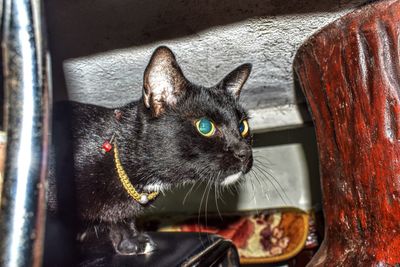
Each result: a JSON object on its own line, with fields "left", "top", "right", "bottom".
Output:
{"left": 143, "top": 182, "right": 171, "bottom": 193}
{"left": 221, "top": 172, "right": 243, "bottom": 186}
{"left": 143, "top": 171, "right": 244, "bottom": 192}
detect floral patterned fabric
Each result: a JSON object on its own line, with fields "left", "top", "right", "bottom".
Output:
{"left": 153, "top": 210, "right": 309, "bottom": 264}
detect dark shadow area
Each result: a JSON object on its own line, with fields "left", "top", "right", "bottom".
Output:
{"left": 293, "top": 72, "right": 313, "bottom": 123}
{"left": 44, "top": 104, "right": 78, "bottom": 267}
{"left": 141, "top": 178, "right": 242, "bottom": 219}
{"left": 291, "top": 64, "right": 321, "bottom": 207}
{"left": 291, "top": 57, "right": 321, "bottom": 207}
{"left": 78, "top": 232, "right": 235, "bottom": 267}
{"left": 44, "top": 0, "right": 369, "bottom": 101}
{"left": 45, "top": 0, "right": 364, "bottom": 60}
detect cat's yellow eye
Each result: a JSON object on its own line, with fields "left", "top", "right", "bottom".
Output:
{"left": 196, "top": 118, "right": 216, "bottom": 137}
{"left": 239, "top": 119, "right": 249, "bottom": 137}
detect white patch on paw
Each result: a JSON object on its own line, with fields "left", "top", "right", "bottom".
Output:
{"left": 221, "top": 172, "right": 242, "bottom": 186}
{"left": 142, "top": 240, "right": 157, "bottom": 255}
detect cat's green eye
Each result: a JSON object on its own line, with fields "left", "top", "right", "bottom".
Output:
{"left": 196, "top": 118, "right": 216, "bottom": 137}
{"left": 239, "top": 119, "right": 249, "bottom": 137}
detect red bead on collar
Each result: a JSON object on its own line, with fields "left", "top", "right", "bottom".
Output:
{"left": 101, "top": 140, "right": 113, "bottom": 153}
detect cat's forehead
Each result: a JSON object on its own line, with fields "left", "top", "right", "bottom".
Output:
{"left": 180, "top": 85, "right": 247, "bottom": 124}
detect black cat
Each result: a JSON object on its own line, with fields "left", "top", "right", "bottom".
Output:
{"left": 48, "top": 46, "right": 253, "bottom": 257}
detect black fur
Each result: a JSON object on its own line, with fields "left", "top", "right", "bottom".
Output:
{"left": 47, "top": 46, "right": 253, "bottom": 258}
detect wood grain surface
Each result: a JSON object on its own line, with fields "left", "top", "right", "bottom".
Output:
{"left": 294, "top": 0, "right": 400, "bottom": 265}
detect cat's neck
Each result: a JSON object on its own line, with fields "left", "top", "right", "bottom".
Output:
{"left": 112, "top": 101, "right": 163, "bottom": 190}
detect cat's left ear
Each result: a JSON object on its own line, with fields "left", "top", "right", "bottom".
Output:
{"left": 218, "top": 63, "right": 252, "bottom": 100}
{"left": 143, "top": 46, "right": 188, "bottom": 117}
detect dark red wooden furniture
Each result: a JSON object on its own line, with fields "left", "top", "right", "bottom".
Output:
{"left": 294, "top": 0, "right": 400, "bottom": 265}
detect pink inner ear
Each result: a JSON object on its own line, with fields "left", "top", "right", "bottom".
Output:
{"left": 143, "top": 47, "right": 187, "bottom": 116}
{"left": 220, "top": 64, "right": 252, "bottom": 100}
{"left": 226, "top": 79, "right": 244, "bottom": 98}
{"left": 148, "top": 67, "right": 178, "bottom": 106}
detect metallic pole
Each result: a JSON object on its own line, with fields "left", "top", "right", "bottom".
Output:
{"left": 0, "top": 0, "right": 51, "bottom": 266}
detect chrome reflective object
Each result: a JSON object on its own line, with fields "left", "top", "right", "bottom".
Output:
{"left": 0, "top": 0, "right": 51, "bottom": 266}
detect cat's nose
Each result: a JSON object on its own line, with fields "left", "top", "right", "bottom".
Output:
{"left": 233, "top": 145, "right": 252, "bottom": 162}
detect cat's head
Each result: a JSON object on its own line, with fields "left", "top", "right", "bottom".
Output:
{"left": 134, "top": 46, "right": 252, "bottom": 190}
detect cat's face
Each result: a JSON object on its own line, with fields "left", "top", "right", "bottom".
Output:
{"left": 138, "top": 46, "right": 252, "bottom": 189}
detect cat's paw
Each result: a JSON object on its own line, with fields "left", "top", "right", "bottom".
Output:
{"left": 114, "top": 233, "right": 157, "bottom": 256}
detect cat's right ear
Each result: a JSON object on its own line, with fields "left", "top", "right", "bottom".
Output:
{"left": 217, "top": 63, "right": 252, "bottom": 100}
{"left": 143, "top": 46, "right": 187, "bottom": 117}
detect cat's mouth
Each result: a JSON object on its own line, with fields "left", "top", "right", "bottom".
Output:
{"left": 219, "top": 154, "right": 253, "bottom": 186}
{"left": 143, "top": 154, "right": 253, "bottom": 191}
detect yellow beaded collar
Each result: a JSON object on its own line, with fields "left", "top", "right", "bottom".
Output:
{"left": 113, "top": 142, "right": 159, "bottom": 205}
